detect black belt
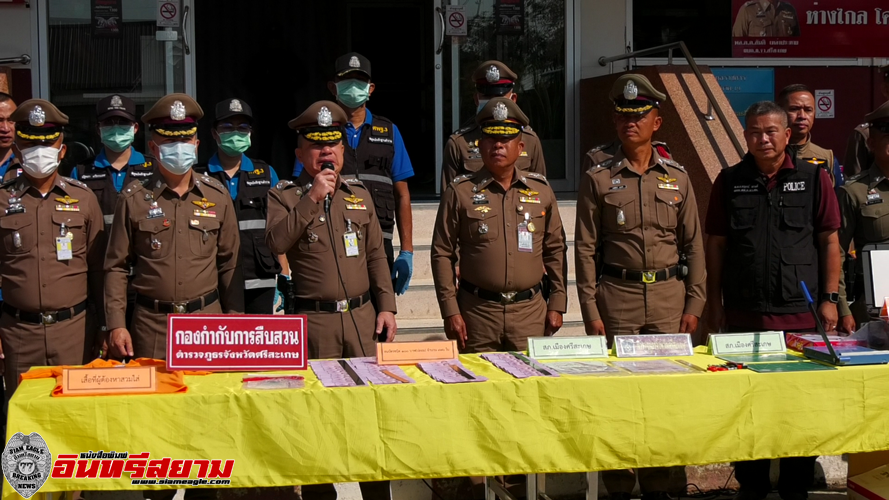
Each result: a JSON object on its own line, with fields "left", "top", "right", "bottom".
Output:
{"left": 136, "top": 290, "right": 219, "bottom": 314}
{"left": 2, "top": 300, "right": 87, "bottom": 325}
{"left": 602, "top": 264, "right": 680, "bottom": 284}
{"left": 460, "top": 280, "right": 541, "bottom": 305}
{"left": 294, "top": 292, "right": 372, "bottom": 313}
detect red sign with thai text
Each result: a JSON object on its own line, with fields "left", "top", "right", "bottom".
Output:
{"left": 167, "top": 315, "right": 307, "bottom": 371}
{"left": 731, "top": 0, "right": 887, "bottom": 58}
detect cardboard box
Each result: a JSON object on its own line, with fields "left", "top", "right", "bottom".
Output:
{"left": 849, "top": 463, "right": 889, "bottom": 500}
{"left": 785, "top": 333, "right": 867, "bottom": 353}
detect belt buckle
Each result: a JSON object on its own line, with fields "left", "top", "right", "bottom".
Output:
{"left": 40, "top": 312, "right": 57, "bottom": 325}
{"left": 336, "top": 299, "right": 350, "bottom": 313}
{"left": 500, "top": 291, "right": 517, "bottom": 305}
{"left": 642, "top": 271, "right": 656, "bottom": 284}
{"left": 173, "top": 303, "right": 188, "bottom": 314}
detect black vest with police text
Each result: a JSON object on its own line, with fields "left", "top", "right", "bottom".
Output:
{"left": 195, "top": 159, "right": 281, "bottom": 288}
{"left": 78, "top": 154, "right": 156, "bottom": 232}
{"left": 721, "top": 154, "right": 821, "bottom": 314}
{"left": 341, "top": 115, "right": 396, "bottom": 238}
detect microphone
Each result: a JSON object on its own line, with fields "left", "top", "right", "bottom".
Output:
{"left": 322, "top": 162, "right": 334, "bottom": 213}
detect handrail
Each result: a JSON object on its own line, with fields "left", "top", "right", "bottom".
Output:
{"left": 598, "top": 41, "right": 745, "bottom": 159}
{"left": 0, "top": 54, "right": 31, "bottom": 65}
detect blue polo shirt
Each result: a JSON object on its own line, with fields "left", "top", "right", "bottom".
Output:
{"left": 71, "top": 147, "right": 146, "bottom": 192}
{"left": 208, "top": 154, "right": 279, "bottom": 200}
{"left": 292, "top": 109, "right": 414, "bottom": 182}
{"left": 0, "top": 153, "right": 15, "bottom": 178}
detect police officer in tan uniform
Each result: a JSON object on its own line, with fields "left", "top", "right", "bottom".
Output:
{"left": 844, "top": 65, "right": 889, "bottom": 178}
{"left": 732, "top": 0, "right": 800, "bottom": 37}
{"left": 838, "top": 101, "right": 889, "bottom": 331}
{"left": 105, "top": 94, "right": 243, "bottom": 364}
{"left": 778, "top": 84, "right": 841, "bottom": 186}
{"left": 432, "top": 97, "right": 567, "bottom": 352}
{"left": 0, "top": 99, "right": 105, "bottom": 394}
{"left": 575, "top": 75, "right": 705, "bottom": 500}
{"left": 266, "top": 100, "right": 396, "bottom": 500}
{"left": 441, "top": 61, "right": 547, "bottom": 191}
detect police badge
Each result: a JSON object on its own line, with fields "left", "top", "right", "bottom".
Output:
{"left": 2, "top": 432, "right": 51, "bottom": 498}
{"left": 349, "top": 56, "right": 360, "bottom": 68}
{"left": 110, "top": 95, "right": 123, "bottom": 108}
{"left": 229, "top": 99, "right": 243, "bottom": 113}
{"left": 493, "top": 102, "right": 509, "bottom": 121}
{"left": 486, "top": 65, "right": 500, "bottom": 83}
{"left": 318, "top": 106, "right": 333, "bottom": 127}
{"left": 623, "top": 81, "right": 638, "bottom": 101}
{"left": 170, "top": 100, "right": 187, "bottom": 121}
{"left": 29, "top": 106, "right": 45, "bottom": 127}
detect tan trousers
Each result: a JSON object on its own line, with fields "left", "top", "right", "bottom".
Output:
{"left": 458, "top": 288, "right": 547, "bottom": 354}
{"left": 131, "top": 300, "right": 223, "bottom": 359}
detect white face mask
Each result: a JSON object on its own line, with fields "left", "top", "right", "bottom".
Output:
{"left": 156, "top": 142, "right": 197, "bottom": 175}
{"left": 19, "top": 145, "right": 61, "bottom": 178}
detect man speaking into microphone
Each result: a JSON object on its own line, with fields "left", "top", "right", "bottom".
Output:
{"left": 266, "top": 100, "right": 397, "bottom": 360}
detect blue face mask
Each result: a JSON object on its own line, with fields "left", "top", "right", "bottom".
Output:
{"left": 156, "top": 142, "right": 197, "bottom": 175}
{"left": 336, "top": 79, "right": 371, "bottom": 108}
{"left": 100, "top": 125, "right": 135, "bottom": 153}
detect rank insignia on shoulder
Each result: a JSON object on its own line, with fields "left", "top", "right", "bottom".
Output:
{"left": 452, "top": 174, "right": 472, "bottom": 184}
{"left": 55, "top": 195, "right": 79, "bottom": 205}
{"left": 344, "top": 195, "right": 363, "bottom": 204}
{"left": 275, "top": 180, "right": 293, "bottom": 190}
{"left": 192, "top": 198, "right": 216, "bottom": 209}
{"left": 194, "top": 209, "right": 217, "bottom": 218}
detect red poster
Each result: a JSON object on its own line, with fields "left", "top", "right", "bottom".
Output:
{"left": 731, "top": 0, "right": 888, "bottom": 57}
{"left": 167, "top": 315, "right": 307, "bottom": 371}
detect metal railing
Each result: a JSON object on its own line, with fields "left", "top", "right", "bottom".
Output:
{"left": 598, "top": 41, "right": 745, "bottom": 159}
{"left": 0, "top": 54, "right": 31, "bottom": 65}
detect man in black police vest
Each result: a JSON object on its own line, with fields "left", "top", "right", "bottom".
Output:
{"left": 195, "top": 98, "right": 286, "bottom": 313}
{"left": 294, "top": 52, "right": 416, "bottom": 295}
{"left": 72, "top": 94, "right": 156, "bottom": 329}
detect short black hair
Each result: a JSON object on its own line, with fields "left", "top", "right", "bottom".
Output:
{"left": 0, "top": 92, "right": 13, "bottom": 104}
{"left": 777, "top": 84, "right": 812, "bottom": 107}
{"left": 745, "top": 101, "right": 789, "bottom": 128}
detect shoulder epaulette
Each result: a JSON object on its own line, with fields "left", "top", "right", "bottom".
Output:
{"left": 453, "top": 124, "right": 476, "bottom": 137}
{"left": 198, "top": 174, "right": 227, "bottom": 194}
{"left": 62, "top": 176, "right": 87, "bottom": 188}
{"left": 452, "top": 173, "right": 475, "bottom": 184}
{"left": 275, "top": 180, "right": 294, "bottom": 191}
{"left": 122, "top": 179, "right": 146, "bottom": 197}
{"left": 845, "top": 171, "right": 868, "bottom": 184}
{"left": 343, "top": 178, "right": 365, "bottom": 186}
{"left": 592, "top": 159, "right": 614, "bottom": 170}
{"left": 587, "top": 142, "right": 610, "bottom": 155}
{"left": 0, "top": 178, "right": 16, "bottom": 190}
{"left": 525, "top": 172, "right": 549, "bottom": 185}
{"left": 661, "top": 157, "right": 686, "bottom": 172}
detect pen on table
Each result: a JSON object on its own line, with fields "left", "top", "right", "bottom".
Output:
{"left": 676, "top": 360, "right": 707, "bottom": 372}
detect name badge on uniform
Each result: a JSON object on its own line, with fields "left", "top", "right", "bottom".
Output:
{"left": 56, "top": 237, "right": 73, "bottom": 261}
{"left": 5, "top": 204, "right": 24, "bottom": 215}
{"left": 148, "top": 201, "right": 164, "bottom": 219}
{"left": 867, "top": 190, "right": 883, "bottom": 205}
{"left": 344, "top": 219, "right": 359, "bottom": 257}
{"left": 518, "top": 213, "right": 533, "bottom": 252}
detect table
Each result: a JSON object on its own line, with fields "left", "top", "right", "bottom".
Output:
{"left": 6, "top": 349, "right": 889, "bottom": 498}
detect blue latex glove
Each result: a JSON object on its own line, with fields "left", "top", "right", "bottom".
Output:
{"left": 275, "top": 275, "right": 290, "bottom": 313}
{"left": 391, "top": 251, "right": 413, "bottom": 295}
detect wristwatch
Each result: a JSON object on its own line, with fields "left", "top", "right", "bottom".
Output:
{"left": 821, "top": 292, "right": 839, "bottom": 304}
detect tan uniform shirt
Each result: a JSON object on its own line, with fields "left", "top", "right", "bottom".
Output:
{"left": 837, "top": 164, "right": 889, "bottom": 316}
{"left": 575, "top": 146, "right": 706, "bottom": 322}
{"left": 104, "top": 172, "right": 243, "bottom": 330}
{"left": 792, "top": 138, "right": 836, "bottom": 186}
{"left": 583, "top": 140, "right": 672, "bottom": 172}
{"left": 732, "top": 0, "right": 800, "bottom": 37}
{"left": 0, "top": 175, "right": 105, "bottom": 316}
{"left": 844, "top": 124, "right": 870, "bottom": 179}
{"left": 266, "top": 174, "right": 397, "bottom": 312}
{"left": 431, "top": 168, "right": 568, "bottom": 318}
{"left": 441, "top": 124, "right": 546, "bottom": 193}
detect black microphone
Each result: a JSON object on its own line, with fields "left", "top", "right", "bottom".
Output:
{"left": 322, "top": 162, "right": 334, "bottom": 213}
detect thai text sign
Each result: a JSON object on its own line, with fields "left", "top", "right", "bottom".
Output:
{"left": 167, "top": 315, "right": 306, "bottom": 371}
{"left": 710, "top": 331, "right": 787, "bottom": 355}
{"left": 613, "top": 334, "right": 694, "bottom": 358}
{"left": 731, "top": 0, "right": 888, "bottom": 58}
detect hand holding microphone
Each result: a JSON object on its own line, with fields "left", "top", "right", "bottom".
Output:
{"left": 308, "top": 162, "right": 337, "bottom": 207}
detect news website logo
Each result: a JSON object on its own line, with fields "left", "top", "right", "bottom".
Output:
{"left": 52, "top": 452, "right": 235, "bottom": 486}
{"left": 2, "top": 432, "right": 52, "bottom": 498}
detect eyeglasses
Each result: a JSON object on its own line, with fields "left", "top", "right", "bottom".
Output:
{"left": 871, "top": 122, "right": 889, "bottom": 134}
{"left": 216, "top": 123, "right": 252, "bottom": 134}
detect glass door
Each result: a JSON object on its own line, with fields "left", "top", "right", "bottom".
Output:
{"left": 38, "top": 0, "right": 195, "bottom": 168}
{"left": 434, "top": 0, "right": 572, "bottom": 193}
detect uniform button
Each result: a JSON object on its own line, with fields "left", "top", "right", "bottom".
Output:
{"left": 40, "top": 231, "right": 44, "bottom": 235}
{"left": 42, "top": 284, "right": 46, "bottom": 288}
{"left": 643, "top": 203, "right": 648, "bottom": 208}
{"left": 178, "top": 281, "right": 183, "bottom": 285}
{"left": 507, "top": 223, "right": 511, "bottom": 227}
{"left": 508, "top": 252, "right": 512, "bottom": 256}
{"left": 647, "top": 248, "right": 651, "bottom": 252}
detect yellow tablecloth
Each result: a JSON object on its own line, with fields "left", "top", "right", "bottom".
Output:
{"left": 6, "top": 349, "right": 889, "bottom": 497}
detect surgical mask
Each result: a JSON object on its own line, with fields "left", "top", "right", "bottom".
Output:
{"left": 99, "top": 124, "right": 135, "bottom": 153}
{"left": 19, "top": 145, "right": 61, "bottom": 178}
{"left": 217, "top": 131, "right": 251, "bottom": 156}
{"left": 336, "top": 79, "right": 371, "bottom": 108}
{"left": 156, "top": 142, "right": 197, "bottom": 175}
{"left": 476, "top": 99, "right": 489, "bottom": 114}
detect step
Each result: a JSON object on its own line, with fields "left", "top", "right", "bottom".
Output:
{"left": 393, "top": 200, "right": 578, "bottom": 249}
{"left": 403, "top": 242, "right": 578, "bottom": 284}
{"left": 394, "top": 279, "right": 584, "bottom": 323}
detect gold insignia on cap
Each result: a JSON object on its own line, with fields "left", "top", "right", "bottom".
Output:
{"left": 349, "top": 56, "right": 360, "bottom": 68}
{"left": 493, "top": 102, "right": 509, "bottom": 121}
{"left": 623, "top": 81, "right": 638, "bottom": 100}
{"left": 170, "top": 100, "right": 187, "bottom": 121}
{"left": 486, "top": 65, "right": 500, "bottom": 83}
{"left": 55, "top": 195, "right": 79, "bottom": 205}
{"left": 344, "top": 195, "right": 364, "bottom": 204}
{"left": 229, "top": 99, "right": 243, "bottom": 112}
{"left": 111, "top": 95, "right": 123, "bottom": 107}
{"left": 318, "top": 106, "right": 333, "bottom": 127}
{"left": 192, "top": 198, "right": 216, "bottom": 209}
{"left": 29, "top": 106, "right": 46, "bottom": 127}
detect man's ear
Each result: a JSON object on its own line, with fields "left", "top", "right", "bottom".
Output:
{"left": 58, "top": 143, "right": 67, "bottom": 160}
{"left": 327, "top": 81, "right": 337, "bottom": 97}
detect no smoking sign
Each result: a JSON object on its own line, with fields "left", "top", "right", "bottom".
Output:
{"left": 156, "top": 0, "right": 180, "bottom": 28}
{"left": 445, "top": 5, "right": 467, "bottom": 36}
{"left": 815, "top": 89, "right": 835, "bottom": 119}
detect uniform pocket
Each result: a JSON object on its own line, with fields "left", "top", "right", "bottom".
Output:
{"left": 0, "top": 215, "right": 35, "bottom": 255}
{"left": 252, "top": 234, "right": 280, "bottom": 275}
{"left": 297, "top": 218, "right": 329, "bottom": 254}
{"left": 780, "top": 251, "right": 816, "bottom": 302}
{"left": 602, "top": 193, "right": 639, "bottom": 232}
{"left": 781, "top": 195, "right": 810, "bottom": 230}
{"left": 372, "top": 187, "right": 396, "bottom": 230}
{"left": 730, "top": 196, "right": 757, "bottom": 230}
{"left": 188, "top": 219, "right": 220, "bottom": 257}
{"left": 655, "top": 190, "right": 682, "bottom": 229}
{"left": 52, "top": 212, "right": 86, "bottom": 255}
{"left": 136, "top": 219, "right": 173, "bottom": 259}
{"left": 464, "top": 209, "right": 500, "bottom": 242}
{"left": 861, "top": 203, "right": 889, "bottom": 242}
